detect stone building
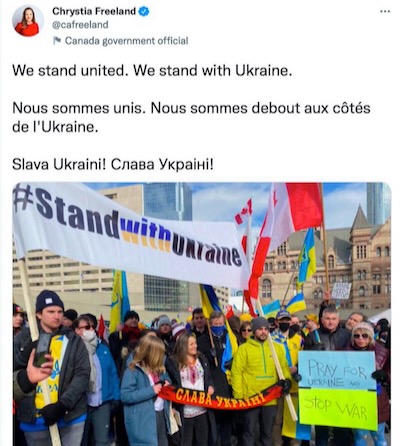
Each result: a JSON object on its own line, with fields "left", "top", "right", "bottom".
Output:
{"left": 259, "top": 206, "right": 391, "bottom": 311}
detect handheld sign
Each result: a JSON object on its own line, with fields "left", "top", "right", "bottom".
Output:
{"left": 331, "top": 283, "right": 352, "bottom": 300}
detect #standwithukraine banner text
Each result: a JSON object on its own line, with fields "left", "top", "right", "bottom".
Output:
{"left": 12, "top": 183, "right": 250, "bottom": 289}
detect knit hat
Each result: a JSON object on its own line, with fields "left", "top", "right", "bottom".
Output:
{"left": 36, "top": 290, "right": 64, "bottom": 312}
{"left": 352, "top": 322, "right": 375, "bottom": 343}
{"left": 172, "top": 323, "right": 186, "bottom": 340}
{"left": 158, "top": 315, "right": 172, "bottom": 327}
{"left": 276, "top": 310, "right": 291, "bottom": 320}
{"left": 124, "top": 310, "right": 140, "bottom": 323}
{"left": 13, "top": 303, "right": 25, "bottom": 315}
{"left": 63, "top": 309, "right": 78, "bottom": 322}
{"left": 305, "top": 313, "right": 319, "bottom": 324}
{"left": 251, "top": 316, "right": 270, "bottom": 332}
{"left": 81, "top": 313, "right": 98, "bottom": 329}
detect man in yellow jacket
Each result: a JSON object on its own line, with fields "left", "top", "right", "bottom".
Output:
{"left": 231, "top": 316, "right": 292, "bottom": 446}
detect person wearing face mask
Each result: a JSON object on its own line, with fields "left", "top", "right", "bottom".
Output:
{"left": 197, "top": 311, "right": 234, "bottom": 446}
{"left": 73, "top": 315, "right": 120, "bottom": 446}
{"left": 271, "top": 310, "right": 304, "bottom": 446}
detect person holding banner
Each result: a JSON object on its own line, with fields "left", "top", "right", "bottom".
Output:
{"left": 165, "top": 332, "right": 217, "bottom": 446}
{"left": 13, "top": 290, "right": 90, "bottom": 446}
{"left": 231, "top": 316, "right": 292, "bottom": 446}
{"left": 346, "top": 322, "right": 390, "bottom": 446}
{"left": 120, "top": 336, "right": 172, "bottom": 446}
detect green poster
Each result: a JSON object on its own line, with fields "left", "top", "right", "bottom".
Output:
{"left": 299, "top": 388, "right": 378, "bottom": 431}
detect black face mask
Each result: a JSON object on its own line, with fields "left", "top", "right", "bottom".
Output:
{"left": 278, "top": 322, "right": 290, "bottom": 332}
{"left": 290, "top": 324, "right": 301, "bottom": 333}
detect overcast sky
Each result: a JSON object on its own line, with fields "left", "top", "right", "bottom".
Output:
{"left": 89, "top": 182, "right": 367, "bottom": 233}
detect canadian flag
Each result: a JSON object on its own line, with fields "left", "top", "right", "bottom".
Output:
{"left": 247, "top": 183, "right": 322, "bottom": 315}
{"left": 234, "top": 199, "right": 253, "bottom": 226}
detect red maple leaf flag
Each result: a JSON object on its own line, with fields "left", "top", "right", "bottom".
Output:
{"left": 247, "top": 183, "right": 322, "bottom": 311}
{"left": 234, "top": 199, "right": 253, "bottom": 226}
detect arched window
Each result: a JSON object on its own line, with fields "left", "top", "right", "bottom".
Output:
{"left": 291, "top": 261, "right": 296, "bottom": 270}
{"left": 362, "top": 270, "right": 367, "bottom": 280}
{"left": 376, "top": 247, "right": 381, "bottom": 257}
{"left": 358, "top": 286, "right": 365, "bottom": 297}
{"left": 384, "top": 247, "right": 390, "bottom": 257}
{"left": 282, "top": 262, "right": 286, "bottom": 270}
{"left": 357, "top": 270, "right": 361, "bottom": 280}
{"left": 328, "top": 255, "right": 335, "bottom": 269}
{"left": 262, "top": 279, "right": 272, "bottom": 299}
{"left": 314, "top": 288, "right": 323, "bottom": 299}
{"left": 278, "top": 262, "right": 282, "bottom": 270}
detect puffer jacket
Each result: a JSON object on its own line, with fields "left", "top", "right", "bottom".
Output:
{"left": 231, "top": 337, "right": 291, "bottom": 404}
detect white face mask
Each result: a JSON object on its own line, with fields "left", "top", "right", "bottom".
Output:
{"left": 82, "top": 330, "right": 97, "bottom": 342}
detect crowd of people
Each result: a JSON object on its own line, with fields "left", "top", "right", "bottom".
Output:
{"left": 13, "top": 291, "right": 391, "bottom": 446}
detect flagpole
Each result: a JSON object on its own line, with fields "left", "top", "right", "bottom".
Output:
{"left": 18, "top": 259, "right": 62, "bottom": 446}
{"left": 281, "top": 269, "right": 296, "bottom": 308}
{"left": 242, "top": 210, "right": 253, "bottom": 313}
{"left": 255, "top": 300, "right": 297, "bottom": 421}
{"left": 319, "top": 184, "right": 330, "bottom": 298}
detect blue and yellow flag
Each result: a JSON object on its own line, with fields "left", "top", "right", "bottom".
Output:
{"left": 285, "top": 292, "right": 306, "bottom": 313}
{"left": 110, "top": 270, "right": 131, "bottom": 333}
{"left": 297, "top": 228, "right": 317, "bottom": 290}
{"left": 261, "top": 299, "right": 281, "bottom": 318}
{"left": 200, "top": 284, "right": 238, "bottom": 372}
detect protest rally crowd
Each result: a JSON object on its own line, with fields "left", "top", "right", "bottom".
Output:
{"left": 12, "top": 290, "right": 391, "bottom": 446}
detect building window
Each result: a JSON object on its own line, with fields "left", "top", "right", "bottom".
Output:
{"left": 376, "top": 247, "right": 382, "bottom": 257}
{"left": 328, "top": 255, "right": 335, "bottom": 269}
{"left": 373, "top": 285, "right": 381, "bottom": 295}
{"left": 278, "top": 262, "right": 282, "bottom": 271}
{"left": 357, "top": 245, "right": 367, "bottom": 259}
{"left": 282, "top": 262, "right": 286, "bottom": 270}
{"left": 358, "top": 286, "right": 365, "bottom": 297}
{"left": 362, "top": 270, "right": 367, "bottom": 280}
{"left": 313, "top": 289, "right": 323, "bottom": 299}
{"left": 330, "top": 275, "right": 336, "bottom": 283}
{"left": 357, "top": 270, "right": 361, "bottom": 280}
{"left": 262, "top": 279, "right": 272, "bottom": 299}
{"left": 277, "top": 243, "right": 287, "bottom": 256}
{"left": 384, "top": 246, "right": 390, "bottom": 257}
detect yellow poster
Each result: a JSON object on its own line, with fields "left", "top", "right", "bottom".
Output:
{"left": 299, "top": 388, "right": 378, "bottom": 431}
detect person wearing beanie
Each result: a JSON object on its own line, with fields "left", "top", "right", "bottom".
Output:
{"left": 231, "top": 315, "right": 292, "bottom": 446}
{"left": 156, "top": 315, "right": 174, "bottom": 356}
{"left": 108, "top": 309, "right": 141, "bottom": 445}
{"left": 346, "top": 322, "right": 390, "bottom": 445}
{"left": 13, "top": 290, "right": 90, "bottom": 445}
{"left": 62, "top": 309, "right": 78, "bottom": 328}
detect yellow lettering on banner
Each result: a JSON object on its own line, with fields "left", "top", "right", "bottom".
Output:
{"left": 238, "top": 399, "right": 247, "bottom": 408}
{"left": 182, "top": 390, "right": 191, "bottom": 402}
{"left": 231, "top": 399, "right": 238, "bottom": 408}
{"left": 198, "top": 393, "right": 205, "bottom": 404}
{"left": 216, "top": 396, "right": 223, "bottom": 407}
{"left": 205, "top": 394, "right": 212, "bottom": 406}
{"left": 250, "top": 395, "right": 260, "bottom": 406}
{"left": 259, "top": 393, "right": 266, "bottom": 403}
{"left": 191, "top": 391, "right": 198, "bottom": 403}
{"left": 176, "top": 389, "right": 183, "bottom": 401}
{"left": 223, "top": 398, "right": 232, "bottom": 408}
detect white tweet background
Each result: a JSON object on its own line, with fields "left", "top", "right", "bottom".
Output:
{"left": 1, "top": 0, "right": 398, "bottom": 443}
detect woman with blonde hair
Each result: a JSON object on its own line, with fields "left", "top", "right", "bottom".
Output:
{"left": 121, "top": 335, "right": 172, "bottom": 446}
{"left": 165, "top": 332, "right": 216, "bottom": 446}
{"left": 347, "top": 322, "right": 390, "bottom": 446}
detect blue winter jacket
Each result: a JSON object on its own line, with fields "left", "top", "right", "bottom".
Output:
{"left": 121, "top": 364, "right": 171, "bottom": 446}
{"left": 96, "top": 341, "right": 120, "bottom": 403}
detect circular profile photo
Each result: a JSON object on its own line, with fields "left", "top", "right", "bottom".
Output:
{"left": 13, "top": 5, "right": 43, "bottom": 37}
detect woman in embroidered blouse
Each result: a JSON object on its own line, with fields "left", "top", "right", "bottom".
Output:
{"left": 166, "top": 332, "right": 216, "bottom": 446}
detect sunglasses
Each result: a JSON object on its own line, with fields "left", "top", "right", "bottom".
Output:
{"left": 353, "top": 333, "right": 369, "bottom": 339}
{"left": 78, "top": 324, "right": 93, "bottom": 330}
{"left": 241, "top": 329, "right": 252, "bottom": 332}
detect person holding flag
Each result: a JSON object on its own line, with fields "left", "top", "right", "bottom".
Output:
{"left": 197, "top": 285, "right": 238, "bottom": 446}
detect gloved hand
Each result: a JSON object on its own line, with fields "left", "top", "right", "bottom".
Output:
{"left": 40, "top": 401, "right": 67, "bottom": 426}
{"left": 223, "top": 359, "right": 233, "bottom": 370}
{"left": 371, "top": 370, "right": 387, "bottom": 383}
{"left": 277, "top": 379, "right": 292, "bottom": 395}
{"left": 291, "top": 372, "right": 302, "bottom": 383}
{"left": 209, "top": 348, "right": 217, "bottom": 358}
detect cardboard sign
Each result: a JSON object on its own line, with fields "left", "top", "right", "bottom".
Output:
{"left": 298, "top": 351, "right": 376, "bottom": 390}
{"left": 299, "top": 388, "right": 378, "bottom": 431}
{"left": 332, "top": 283, "right": 352, "bottom": 300}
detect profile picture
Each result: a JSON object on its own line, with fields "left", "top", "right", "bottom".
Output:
{"left": 13, "top": 5, "right": 43, "bottom": 37}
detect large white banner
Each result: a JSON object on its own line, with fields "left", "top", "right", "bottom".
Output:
{"left": 12, "top": 183, "right": 250, "bottom": 289}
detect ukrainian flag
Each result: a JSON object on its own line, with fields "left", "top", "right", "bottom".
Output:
{"left": 110, "top": 270, "right": 131, "bottom": 333}
{"left": 297, "top": 228, "right": 317, "bottom": 290}
{"left": 261, "top": 299, "right": 281, "bottom": 318}
{"left": 285, "top": 292, "right": 306, "bottom": 313}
